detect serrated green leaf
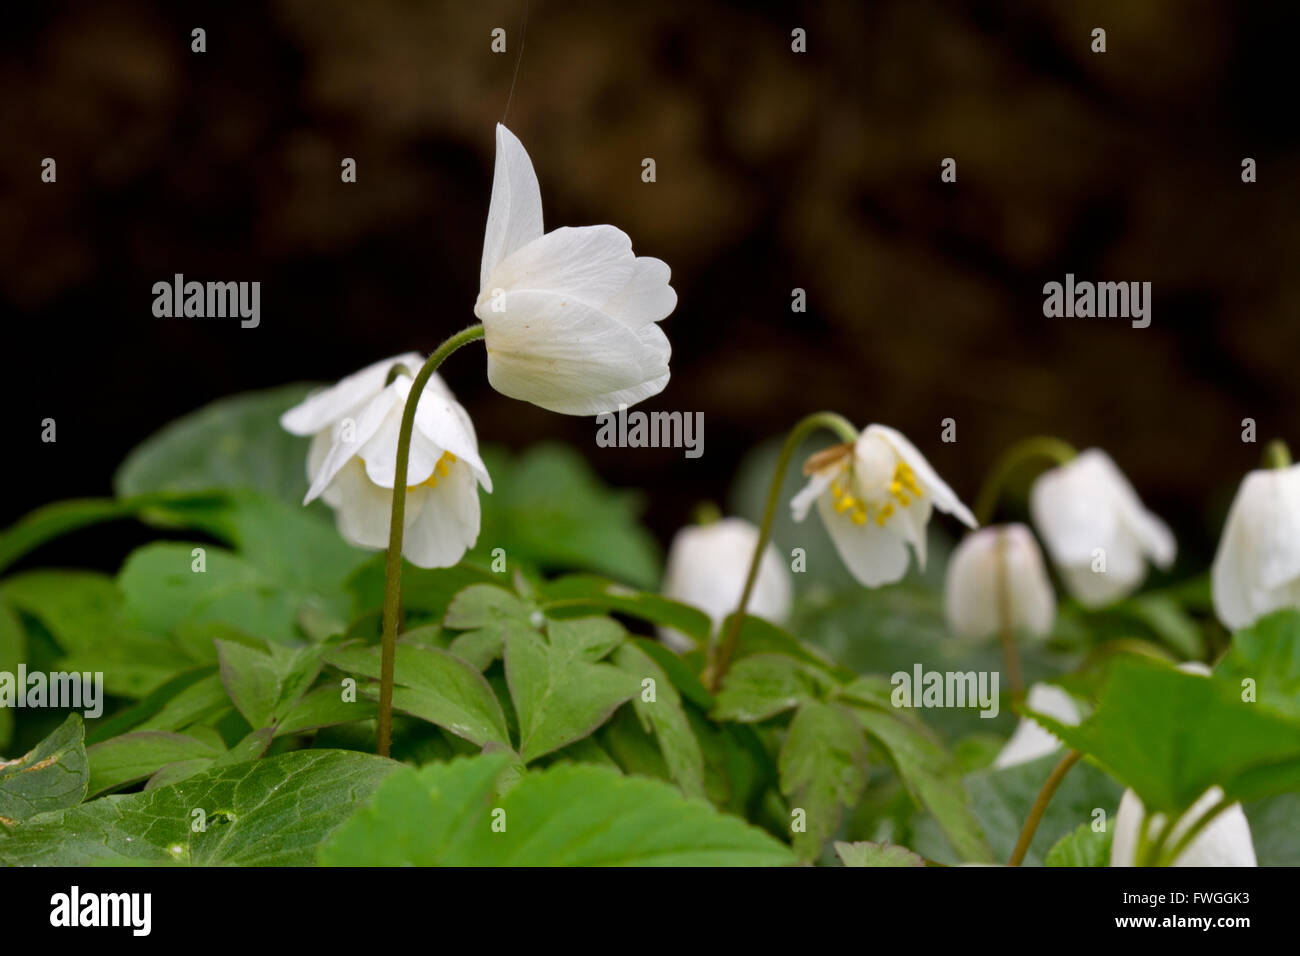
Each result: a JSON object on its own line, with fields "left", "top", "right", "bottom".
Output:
{"left": 444, "top": 583, "right": 533, "bottom": 630}
{"left": 505, "top": 626, "right": 640, "bottom": 762}
{"left": 548, "top": 616, "right": 625, "bottom": 661}
{"left": 541, "top": 574, "right": 712, "bottom": 646}
{"left": 0, "top": 749, "right": 397, "bottom": 865}
{"left": 1045, "top": 821, "right": 1113, "bottom": 867}
{"left": 834, "top": 840, "right": 925, "bottom": 867}
{"left": 614, "top": 643, "right": 705, "bottom": 798}
{"left": 1214, "top": 609, "right": 1300, "bottom": 719}
{"left": 711, "top": 654, "right": 824, "bottom": 723}
{"left": 780, "top": 701, "right": 868, "bottom": 860}
{"left": 0, "top": 713, "right": 89, "bottom": 824}
{"left": 320, "top": 753, "right": 795, "bottom": 866}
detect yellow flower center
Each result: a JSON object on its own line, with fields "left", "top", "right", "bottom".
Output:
{"left": 831, "top": 461, "right": 923, "bottom": 527}
{"left": 408, "top": 451, "right": 457, "bottom": 492}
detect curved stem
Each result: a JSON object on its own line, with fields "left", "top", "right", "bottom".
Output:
{"left": 706, "top": 411, "right": 858, "bottom": 692}
{"left": 377, "top": 323, "right": 486, "bottom": 757}
{"left": 1007, "top": 750, "right": 1081, "bottom": 866}
{"left": 974, "top": 436, "right": 1077, "bottom": 526}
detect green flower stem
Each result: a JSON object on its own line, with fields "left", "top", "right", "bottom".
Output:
{"left": 1008, "top": 749, "right": 1082, "bottom": 866}
{"left": 706, "top": 411, "right": 859, "bottom": 693}
{"left": 1263, "top": 439, "right": 1292, "bottom": 470}
{"left": 377, "top": 322, "right": 486, "bottom": 758}
{"left": 973, "top": 436, "right": 1078, "bottom": 526}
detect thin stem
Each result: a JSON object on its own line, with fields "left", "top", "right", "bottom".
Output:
{"left": 974, "top": 436, "right": 1077, "bottom": 526}
{"left": 706, "top": 411, "right": 858, "bottom": 692}
{"left": 1154, "top": 796, "right": 1232, "bottom": 866}
{"left": 377, "top": 323, "right": 486, "bottom": 758}
{"left": 1008, "top": 750, "right": 1082, "bottom": 866}
{"left": 1263, "top": 439, "right": 1292, "bottom": 470}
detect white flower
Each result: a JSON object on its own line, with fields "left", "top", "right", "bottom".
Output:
{"left": 1111, "top": 662, "right": 1256, "bottom": 866}
{"left": 944, "top": 524, "right": 1055, "bottom": 641}
{"left": 1111, "top": 787, "right": 1257, "bottom": 867}
{"left": 1211, "top": 463, "right": 1300, "bottom": 630}
{"left": 790, "top": 425, "right": 976, "bottom": 587}
{"left": 1029, "top": 449, "right": 1175, "bottom": 607}
{"left": 993, "top": 682, "right": 1080, "bottom": 769}
{"left": 472, "top": 124, "right": 676, "bottom": 416}
{"left": 281, "top": 359, "right": 492, "bottom": 568}
{"left": 659, "top": 517, "right": 793, "bottom": 652}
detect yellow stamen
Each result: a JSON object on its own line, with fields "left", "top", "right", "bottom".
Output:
{"left": 835, "top": 494, "right": 856, "bottom": 513}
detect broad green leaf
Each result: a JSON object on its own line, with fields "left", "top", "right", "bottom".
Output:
{"left": 541, "top": 574, "right": 712, "bottom": 646}
{"left": 216, "top": 640, "right": 282, "bottom": 729}
{"left": 1028, "top": 657, "right": 1300, "bottom": 814}
{"left": 1, "top": 571, "right": 193, "bottom": 696}
{"left": 548, "top": 616, "right": 625, "bottom": 661}
{"left": 135, "top": 673, "right": 230, "bottom": 734}
{"left": 780, "top": 701, "right": 868, "bottom": 860}
{"left": 276, "top": 685, "right": 375, "bottom": 737}
{"left": 717, "top": 613, "right": 853, "bottom": 681}
{"left": 444, "top": 583, "right": 533, "bottom": 630}
{"left": 0, "top": 749, "right": 397, "bottom": 865}
{"left": 0, "top": 714, "right": 89, "bottom": 824}
{"left": 615, "top": 643, "right": 705, "bottom": 798}
{"left": 834, "top": 840, "right": 925, "bottom": 867}
{"left": 630, "top": 636, "right": 714, "bottom": 710}
{"left": 505, "top": 626, "right": 640, "bottom": 762}
{"left": 851, "top": 704, "right": 992, "bottom": 863}
{"left": 326, "top": 643, "right": 509, "bottom": 748}
{"left": 113, "top": 384, "right": 316, "bottom": 504}
{"left": 86, "top": 731, "right": 223, "bottom": 797}
{"left": 1245, "top": 792, "right": 1300, "bottom": 866}
{"left": 347, "top": 559, "right": 499, "bottom": 620}
{"left": 711, "top": 654, "right": 826, "bottom": 723}
{"left": 1214, "top": 609, "right": 1300, "bottom": 719}
{"left": 1045, "top": 822, "right": 1113, "bottom": 867}
{"left": 320, "top": 753, "right": 796, "bottom": 866}
{"left": 1120, "top": 594, "right": 1206, "bottom": 659}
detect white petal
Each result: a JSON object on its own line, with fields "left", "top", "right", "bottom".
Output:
{"left": 303, "top": 384, "right": 402, "bottom": 504}
{"left": 1002, "top": 525, "right": 1057, "bottom": 636}
{"left": 280, "top": 352, "right": 423, "bottom": 436}
{"left": 324, "top": 459, "right": 395, "bottom": 552}
{"left": 660, "top": 518, "right": 792, "bottom": 634}
{"left": 993, "top": 682, "right": 1079, "bottom": 768}
{"left": 869, "top": 424, "right": 975, "bottom": 527}
{"left": 480, "top": 124, "right": 544, "bottom": 290}
{"left": 401, "top": 462, "right": 482, "bottom": 569}
{"left": 791, "top": 467, "right": 839, "bottom": 523}
{"left": 817, "top": 492, "right": 910, "bottom": 587}
{"left": 944, "top": 529, "right": 1001, "bottom": 639}
{"left": 1030, "top": 453, "right": 1120, "bottom": 567}
{"left": 601, "top": 256, "right": 677, "bottom": 328}
{"left": 485, "top": 225, "right": 635, "bottom": 312}
{"left": 1110, "top": 788, "right": 1145, "bottom": 867}
{"left": 478, "top": 291, "right": 670, "bottom": 416}
{"left": 1111, "top": 787, "right": 1256, "bottom": 867}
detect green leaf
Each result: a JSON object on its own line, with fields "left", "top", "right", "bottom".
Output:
{"left": 326, "top": 643, "right": 510, "bottom": 748}
{"left": 0, "top": 749, "right": 397, "bottom": 865}
{"left": 86, "top": 731, "right": 223, "bottom": 797}
{"left": 614, "top": 643, "right": 706, "bottom": 798}
{"left": 834, "top": 840, "right": 925, "bottom": 867}
{"left": 216, "top": 640, "right": 283, "bottom": 730}
{"left": 476, "top": 445, "right": 661, "bottom": 588}
{"left": 1214, "top": 609, "right": 1300, "bottom": 719}
{"left": 320, "top": 752, "right": 796, "bottom": 866}
{"left": 851, "top": 704, "right": 993, "bottom": 863}
{"left": 0, "top": 714, "right": 89, "bottom": 824}
{"left": 780, "top": 701, "right": 868, "bottom": 860}
{"left": 1028, "top": 656, "right": 1300, "bottom": 814}
{"left": 629, "top": 636, "right": 714, "bottom": 710}
{"left": 541, "top": 574, "right": 712, "bottom": 647}
{"left": 711, "top": 654, "right": 825, "bottom": 723}
{"left": 2, "top": 571, "right": 193, "bottom": 696}
{"left": 0, "top": 601, "right": 24, "bottom": 750}
{"left": 1119, "top": 594, "right": 1206, "bottom": 659}
{"left": 114, "top": 384, "right": 316, "bottom": 504}
{"left": 347, "top": 560, "right": 500, "bottom": 620}
{"left": 276, "top": 685, "right": 375, "bottom": 737}
{"left": 444, "top": 583, "right": 533, "bottom": 629}
{"left": 1245, "top": 791, "right": 1300, "bottom": 866}
{"left": 1045, "top": 822, "right": 1113, "bottom": 867}
{"left": 548, "top": 616, "right": 625, "bottom": 661}
{"left": 504, "top": 626, "right": 640, "bottom": 762}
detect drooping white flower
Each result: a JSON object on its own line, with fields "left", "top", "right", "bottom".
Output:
{"left": 1210, "top": 463, "right": 1300, "bottom": 631}
{"left": 993, "top": 682, "right": 1080, "bottom": 769}
{"left": 1029, "top": 449, "right": 1175, "bottom": 608}
{"left": 1110, "top": 662, "right": 1257, "bottom": 866}
{"left": 1111, "top": 787, "right": 1257, "bottom": 867}
{"left": 472, "top": 124, "right": 676, "bottom": 416}
{"left": 945, "top": 524, "right": 1055, "bottom": 641}
{"left": 282, "top": 360, "right": 492, "bottom": 568}
{"left": 790, "top": 425, "right": 976, "bottom": 587}
{"left": 659, "top": 517, "right": 793, "bottom": 652}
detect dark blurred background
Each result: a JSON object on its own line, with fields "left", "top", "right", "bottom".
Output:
{"left": 3, "top": 0, "right": 1298, "bottom": 570}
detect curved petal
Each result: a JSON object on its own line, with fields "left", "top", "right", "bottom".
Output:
{"left": 478, "top": 290, "right": 670, "bottom": 416}
{"left": 486, "top": 225, "right": 636, "bottom": 312}
{"left": 791, "top": 467, "right": 839, "bottom": 523}
{"left": 870, "top": 424, "right": 975, "bottom": 528}
{"left": 1002, "top": 525, "right": 1056, "bottom": 637}
{"left": 600, "top": 256, "right": 677, "bottom": 328}
{"left": 1030, "top": 454, "right": 1120, "bottom": 566}
{"left": 401, "top": 461, "right": 482, "bottom": 568}
{"left": 480, "top": 124, "right": 544, "bottom": 290}
{"left": 817, "top": 492, "right": 910, "bottom": 586}
{"left": 945, "top": 530, "right": 1000, "bottom": 639}
{"left": 993, "top": 682, "right": 1079, "bottom": 769}
{"left": 325, "top": 459, "right": 394, "bottom": 552}
{"left": 304, "top": 384, "right": 401, "bottom": 504}
{"left": 1110, "top": 789, "right": 1146, "bottom": 866}
{"left": 280, "top": 352, "right": 423, "bottom": 436}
